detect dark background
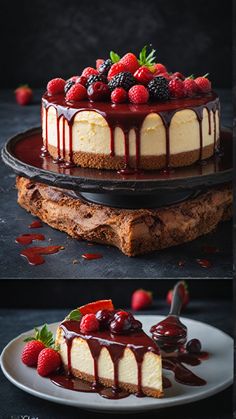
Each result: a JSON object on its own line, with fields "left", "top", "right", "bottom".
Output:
{"left": 0, "top": 0, "right": 232, "bottom": 88}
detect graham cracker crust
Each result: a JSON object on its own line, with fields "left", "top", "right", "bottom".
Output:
{"left": 16, "top": 176, "right": 232, "bottom": 257}
{"left": 46, "top": 142, "right": 215, "bottom": 170}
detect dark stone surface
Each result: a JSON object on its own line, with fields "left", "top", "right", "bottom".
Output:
{"left": 0, "top": 0, "right": 232, "bottom": 88}
{"left": 0, "top": 300, "right": 233, "bottom": 418}
{"left": 0, "top": 89, "right": 233, "bottom": 280}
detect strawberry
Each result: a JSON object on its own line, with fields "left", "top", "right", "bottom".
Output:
{"left": 107, "top": 62, "right": 126, "bottom": 81}
{"left": 131, "top": 289, "right": 152, "bottom": 311}
{"left": 111, "top": 87, "right": 127, "bottom": 103}
{"left": 81, "top": 67, "right": 98, "bottom": 78}
{"left": 184, "top": 78, "right": 199, "bottom": 97}
{"left": 169, "top": 78, "right": 186, "bottom": 98}
{"left": 79, "top": 299, "right": 114, "bottom": 315}
{"left": 80, "top": 313, "right": 100, "bottom": 333}
{"left": 21, "top": 340, "right": 45, "bottom": 367}
{"left": 154, "top": 63, "right": 167, "bottom": 74}
{"left": 47, "top": 78, "right": 66, "bottom": 95}
{"left": 120, "top": 53, "right": 140, "bottom": 74}
{"left": 166, "top": 282, "right": 189, "bottom": 309}
{"left": 128, "top": 85, "right": 149, "bottom": 104}
{"left": 15, "top": 85, "right": 33, "bottom": 105}
{"left": 65, "top": 83, "right": 87, "bottom": 101}
{"left": 194, "top": 74, "right": 211, "bottom": 93}
{"left": 134, "top": 66, "right": 154, "bottom": 85}
{"left": 37, "top": 348, "right": 61, "bottom": 377}
{"left": 96, "top": 59, "right": 104, "bottom": 70}
{"left": 21, "top": 324, "right": 54, "bottom": 367}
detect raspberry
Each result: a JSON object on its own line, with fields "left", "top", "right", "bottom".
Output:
{"left": 171, "top": 72, "right": 185, "bottom": 80}
{"left": 65, "top": 83, "right": 87, "bottom": 101}
{"left": 128, "top": 85, "right": 149, "bottom": 104}
{"left": 169, "top": 78, "right": 186, "bottom": 98}
{"left": 134, "top": 66, "right": 154, "bottom": 85}
{"left": 120, "top": 53, "right": 140, "bottom": 74}
{"left": 158, "top": 72, "right": 171, "bottom": 81}
{"left": 98, "top": 59, "right": 112, "bottom": 76}
{"left": 37, "top": 348, "right": 61, "bottom": 377}
{"left": 87, "top": 82, "right": 110, "bottom": 101}
{"left": 107, "top": 62, "right": 126, "bottom": 81}
{"left": 64, "top": 79, "right": 75, "bottom": 94}
{"left": 47, "top": 78, "right": 66, "bottom": 95}
{"left": 67, "top": 76, "right": 79, "bottom": 82}
{"left": 148, "top": 76, "right": 170, "bottom": 101}
{"left": 111, "top": 87, "right": 127, "bottom": 103}
{"left": 15, "top": 85, "right": 33, "bottom": 106}
{"left": 96, "top": 59, "right": 104, "bottom": 70}
{"left": 86, "top": 74, "right": 106, "bottom": 88}
{"left": 76, "top": 76, "right": 88, "bottom": 86}
{"left": 81, "top": 67, "right": 98, "bottom": 78}
{"left": 108, "top": 72, "right": 136, "bottom": 91}
{"left": 154, "top": 63, "right": 167, "bottom": 74}
{"left": 194, "top": 75, "right": 211, "bottom": 93}
{"left": 80, "top": 313, "right": 99, "bottom": 333}
{"left": 21, "top": 340, "right": 45, "bottom": 367}
{"left": 184, "top": 78, "right": 199, "bottom": 97}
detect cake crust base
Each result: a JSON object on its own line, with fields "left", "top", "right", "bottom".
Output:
{"left": 16, "top": 177, "right": 232, "bottom": 257}
{"left": 46, "top": 142, "right": 216, "bottom": 170}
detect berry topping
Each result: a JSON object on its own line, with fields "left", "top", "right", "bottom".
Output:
{"left": 171, "top": 72, "right": 185, "bottom": 80}
{"left": 148, "top": 76, "right": 170, "bottom": 100}
{"left": 154, "top": 63, "right": 167, "bottom": 74}
{"left": 131, "top": 289, "right": 152, "bottom": 311}
{"left": 166, "top": 281, "right": 189, "bottom": 309}
{"left": 80, "top": 313, "right": 100, "bottom": 333}
{"left": 98, "top": 59, "right": 112, "bottom": 76}
{"left": 108, "top": 72, "right": 136, "bottom": 92}
{"left": 194, "top": 74, "right": 211, "bottom": 93}
{"left": 158, "top": 72, "right": 171, "bottom": 81}
{"left": 21, "top": 324, "right": 55, "bottom": 367}
{"left": 111, "top": 87, "right": 127, "bottom": 104}
{"left": 134, "top": 66, "right": 154, "bottom": 85}
{"left": 21, "top": 340, "right": 45, "bottom": 367}
{"left": 186, "top": 338, "right": 202, "bottom": 354}
{"left": 76, "top": 76, "right": 88, "bottom": 87}
{"left": 95, "top": 309, "right": 114, "bottom": 329}
{"left": 109, "top": 311, "right": 142, "bottom": 335}
{"left": 15, "top": 85, "right": 33, "bottom": 106}
{"left": 81, "top": 67, "right": 98, "bottom": 77}
{"left": 138, "top": 45, "right": 156, "bottom": 69}
{"left": 86, "top": 74, "right": 106, "bottom": 87}
{"left": 37, "top": 348, "right": 61, "bottom": 377}
{"left": 120, "top": 52, "right": 140, "bottom": 74}
{"left": 184, "top": 78, "right": 199, "bottom": 97}
{"left": 107, "top": 62, "right": 126, "bottom": 81}
{"left": 96, "top": 58, "right": 104, "bottom": 70}
{"left": 79, "top": 299, "right": 114, "bottom": 316}
{"left": 65, "top": 83, "right": 87, "bottom": 101}
{"left": 47, "top": 78, "right": 66, "bottom": 95}
{"left": 128, "top": 85, "right": 149, "bottom": 104}
{"left": 64, "top": 79, "right": 75, "bottom": 94}
{"left": 169, "top": 78, "right": 186, "bottom": 98}
{"left": 87, "top": 81, "right": 110, "bottom": 101}
{"left": 67, "top": 76, "right": 79, "bottom": 83}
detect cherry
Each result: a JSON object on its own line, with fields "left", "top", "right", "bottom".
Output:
{"left": 186, "top": 338, "right": 202, "bottom": 354}
{"left": 87, "top": 82, "right": 110, "bottom": 101}
{"left": 109, "top": 311, "right": 142, "bottom": 335}
{"left": 95, "top": 309, "right": 114, "bottom": 329}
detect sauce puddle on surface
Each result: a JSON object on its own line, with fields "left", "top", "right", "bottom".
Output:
{"left": 20, "top": 245, "right": 64, "bottom": 265}
{"left": 16, "top": 233, "right": 45, "bottom": 245}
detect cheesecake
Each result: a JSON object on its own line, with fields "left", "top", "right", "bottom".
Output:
{"left": 55, "top": 300, "right": 163, "bottom": 398}
{"left": 42, "top": 46, "right": 220, "bottom": 171}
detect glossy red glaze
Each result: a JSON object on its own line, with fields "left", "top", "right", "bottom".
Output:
{"left": 15, "top": 233, "right": 45, "bottom": 245}
{"left": 20, "top": 245, "right": 63, "bottom": 265}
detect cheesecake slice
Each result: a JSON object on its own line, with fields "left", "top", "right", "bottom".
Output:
{"left": 55, "top": 301, "right": 163, "bottom": 398}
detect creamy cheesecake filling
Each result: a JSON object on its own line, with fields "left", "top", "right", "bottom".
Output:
{"left": 42, "top": 92, "right": 220, "bottom": 170}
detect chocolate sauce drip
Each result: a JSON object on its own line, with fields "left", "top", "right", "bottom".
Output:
{"left": 162, "top": 352, "right": 207, "bottom": 386}
{"left": 42, "top": 93, "right": 220, "bottom": 171}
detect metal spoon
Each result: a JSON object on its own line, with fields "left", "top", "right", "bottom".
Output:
{"left": 150, "top": 281, "right": 188, "bottom": 353}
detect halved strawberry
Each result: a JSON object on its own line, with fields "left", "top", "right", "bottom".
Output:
{"left": 79, "top": 299, "right": 114, "bottom": 315}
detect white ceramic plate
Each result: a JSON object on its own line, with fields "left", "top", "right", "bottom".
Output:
{"left": 0, "top": 316, "right": 233, "bottom": 413}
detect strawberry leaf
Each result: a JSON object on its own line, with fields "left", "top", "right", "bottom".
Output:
{"left": 110, "top": 51, "right": 120, "bottom": 63}
{"left": 66, "top": 309, "right": 82, "bottom": 321}
{"left": 138, "top": 45, "right": 157, "bottom": 67}
{"left": 23, "top": 324, "right": 54, "bottom": 347}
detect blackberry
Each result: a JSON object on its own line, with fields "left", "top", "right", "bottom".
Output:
{"left": 108, "top": 72, "right": 136, "bottom": 92}
{"left": 98, "top": 59, "right": 112, "bottom": 76}
{"left": 64, "top": 80, "right": 75, "bottom": 94}
{"left": 148, "top": 76, "right": 170, "bottom": 101}
{"left": 86, "top": 74, "right": 106, "bottom": 88}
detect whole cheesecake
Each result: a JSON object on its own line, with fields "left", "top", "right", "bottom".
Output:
{"left": 42, "top": 47, "right": 220, "bottom": 171}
